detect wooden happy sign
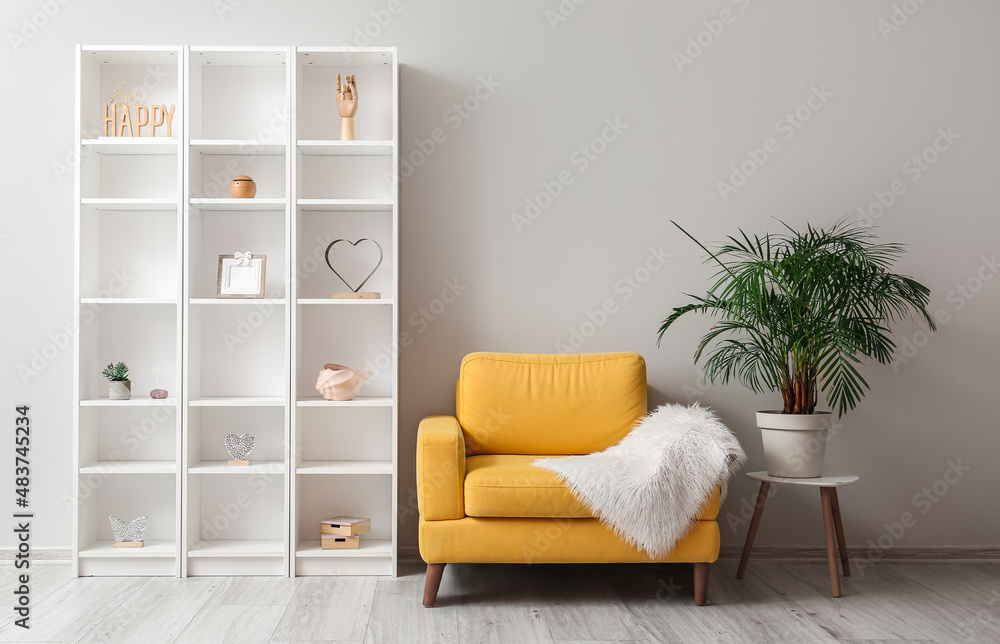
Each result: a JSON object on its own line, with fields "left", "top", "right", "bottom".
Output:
{"left": 103, "top": 81, "right": 176, "bottom": 137}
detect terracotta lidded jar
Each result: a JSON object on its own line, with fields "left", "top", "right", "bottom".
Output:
{"left": 230, "top": 175, "right": 257, "bottom": 198}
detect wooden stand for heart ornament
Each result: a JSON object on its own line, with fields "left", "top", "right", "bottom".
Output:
{"left": 329, "top": 292, "right": 380, "bottom": 299}
{"left": 228, "top": 460, "right": 250, "bottom": 466}
{"left": 113, "top": 541, "right": 144, "bottom": 548}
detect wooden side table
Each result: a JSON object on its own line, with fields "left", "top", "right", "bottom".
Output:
{"left": 736, "top": 471, "right": 859, "bottom": 597}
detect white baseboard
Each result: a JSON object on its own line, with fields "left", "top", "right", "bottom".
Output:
{"left": 0, "top": 547, "right": 71, "bottom": 562}
{"left": 718, "top": 545, "right": 1000, "bottom": 563}
{"left": 5, "top": 545, "right": 995, "bottom": 569}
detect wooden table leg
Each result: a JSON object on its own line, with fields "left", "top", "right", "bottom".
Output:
{"left": 820, "top": 487, "right": 841, "bottom": 597}
{"left": 737, "top": 481, "right": 770, "bottom": 579}
{"left": 830, "top": 487, "right": 850, "bottom": 577}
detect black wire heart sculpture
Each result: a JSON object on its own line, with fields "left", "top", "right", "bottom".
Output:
{"left": 324, "top": 238, "right": 384, "bottom": 293}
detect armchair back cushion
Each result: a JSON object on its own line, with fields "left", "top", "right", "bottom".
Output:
{"left": 456, "top": 352, "right": 647, "bottom": 455}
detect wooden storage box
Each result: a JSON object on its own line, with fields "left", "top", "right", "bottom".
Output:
{"left": 321, "top": 534, "right": 360, "bottom": 550}
{"left": 320, "top": 516, "right": 371, "bottom": 537}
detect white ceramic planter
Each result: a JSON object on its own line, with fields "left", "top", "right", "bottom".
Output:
{"left": 108, "top": 380, "right": 131, "bottom": 400}
{"left": 756, "top": 410, "right": 833, "bottom": 478}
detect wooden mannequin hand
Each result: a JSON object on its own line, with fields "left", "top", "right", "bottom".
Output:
{"left": 336, "top": 74, "right": 358, "bottom": 118}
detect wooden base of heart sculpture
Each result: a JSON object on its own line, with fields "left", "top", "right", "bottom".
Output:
{"left": 329, "top": 292, "right": 380, "bottom": 299}
{"left": 113, "top": 541, "right": 144, "bottom": 548}
{"left": 228, "top": 460, "right": 250, "bottom": 466}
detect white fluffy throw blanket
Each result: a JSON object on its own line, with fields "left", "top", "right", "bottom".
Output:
{"left": 533, "top": 404, "right": 746, "bottom": 558}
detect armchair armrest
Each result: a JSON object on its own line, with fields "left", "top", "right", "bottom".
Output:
{"left": 417, "top": 415, "right": 467, "bottom": 521}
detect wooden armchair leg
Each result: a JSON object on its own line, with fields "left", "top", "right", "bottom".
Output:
{"left": 693, "top": 562, "right": 709, "bottom": 606}
{"left": 423, "top": 563, "right": 446, "bottom": 607}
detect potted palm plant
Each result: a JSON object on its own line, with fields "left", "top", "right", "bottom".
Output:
{"left": 658, "top": 220, "right": 935, "bottom": 477}
{"left": 102, "top": 361, "right": 131, "bottom": 401}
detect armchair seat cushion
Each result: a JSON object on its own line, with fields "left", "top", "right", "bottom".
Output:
{"left": 465, "top": 454, "right": 721, "bottom": 520}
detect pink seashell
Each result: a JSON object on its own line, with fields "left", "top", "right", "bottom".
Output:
{"left": 316, "top": 363, "right": 372, "bottom": 401}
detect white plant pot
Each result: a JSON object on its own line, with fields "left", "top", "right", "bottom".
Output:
{"left": 108, "top": 380, "right": 131, "bottom": 400}
{"left": 756, "top": 410, "right": 833, "bottom": 478}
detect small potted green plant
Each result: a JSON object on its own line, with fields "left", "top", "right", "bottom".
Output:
{"left": 658, "top": 220, "right": 935, "bottom": 477}
{"left": 102, "top": 361, "right": 131, "bottom": 400}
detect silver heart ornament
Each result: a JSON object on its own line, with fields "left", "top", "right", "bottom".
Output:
{"left": 224, "top": 432, "right": 255, "bottom": 460}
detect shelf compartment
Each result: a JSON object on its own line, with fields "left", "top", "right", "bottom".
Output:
{"left": 81, "top": 398, "right": 179, "bottom": 407}
{"left": 80, "top": 47, "right": 182, "bottom": 141}
{"left": 188, "top": 396, "right": 285, "bottom": 407}
{"left": 293, "top": 475, "right": 392, "bottom": 575}
{"left": 78, "top": 539, "right": 178, "bottom": 575}
{"left": 79, "top": 540, "right": 177, "bottom": 557}
{"left": 296, "top": 396, "right": 392, "bottom": 407}
{"left": 296, "top": 460, "right": 392, "bottom": 475}
{"left": 78, "top": 302, "right": 178, "bottom": 401}
{"left": 296, "top": 209, "right": 394, "bottom": 299}
{"left": 189, "top": 198, "right": 286, "bottom": 210}
{"left": 189, "top": 147, "right": 286, "bottom": 200}
{"left": 189, "top": 461, "right": 285, "bottom": 474}
{"left": 81, "top": 298, "right": 176, "bottom": 305}
{"left": 296, "top": 538, "right": 391, "bottom": 557}
{"left": 80, "top": 461, "right": 177, "bottom": 474}
{"left": 187, "top": 304, "right": 286, "bottom": 399}
{"left": 81, "top": 198, "right": 178, "bottom": 211}
{"left": 79, "top": 207, "right": 180, "bottom": 300}
{"left": 76, "top": 472, "right": 178, "bottom": 575}
{"left": 298, "top": 140, "right": 392, "bottom": 156}
{"left": 188, "top": 208, "right": 287, "bottom": 299}
{"left": 297, "top": 298, "right": 392, "bottom": 305}
{"left": 296, "top": 52, "right": 393, "bottom": 141}
{"left": 189, "top": 47, "right": 288, "bottom": 141}
{"left": 81, "top": 152, "right": 179, "bottom": 200}
{"left": 191, "top": 139, "right": 286, "bottom": 155}
{"left": 299, "top": 155, "right": 393, "bottom": 200}
{"left": 82, "top": 138, "right": 179, "bottom": 155}
{"left": 189, "top": 298, "right": 286, "bottom": 306}
{"left": 83, "top": 406, "right": 178, "bottom": 465}
{"left": 187, "top": 539, "right": 283, "bottom": 557}
{"left": 297, "top": 198, "right": 392, "bottom": 211}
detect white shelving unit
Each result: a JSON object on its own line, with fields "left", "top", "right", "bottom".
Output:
{"left": 291, "top": 47, "right": 398, "bottom": 577}
{"left": 74, "top": 45, "right": 397, "bottom": 579}
{"left": 73, "top": 45, "right": 185, "bottom": 577}
{"left": 183, "top": 46, "right": 291, "bottom": 577}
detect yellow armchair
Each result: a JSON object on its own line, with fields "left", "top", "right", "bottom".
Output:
{"left": 417, "top": 352, "right": 721, "bottom": 606}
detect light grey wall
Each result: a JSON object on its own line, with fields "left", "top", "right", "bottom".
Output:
{"left": 2, "top": 0, "right": 998, "bottom": 553}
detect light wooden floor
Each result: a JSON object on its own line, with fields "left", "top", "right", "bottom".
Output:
{"left": 1, "top": 560, "right": 998, "bottom": 643}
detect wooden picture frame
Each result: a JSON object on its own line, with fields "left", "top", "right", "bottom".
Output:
{"left": 217, "top": 254, "right": 267, "bottom": 299}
